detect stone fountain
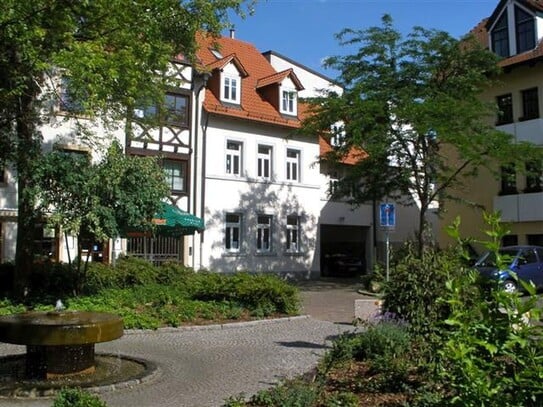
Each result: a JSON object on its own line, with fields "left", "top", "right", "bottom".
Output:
{"left": 0, "top": 302, "right": 123, "bottom": 380}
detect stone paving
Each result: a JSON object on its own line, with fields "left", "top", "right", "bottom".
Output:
{"left": 0, "top": 278, "right": 366, "bottom": 407}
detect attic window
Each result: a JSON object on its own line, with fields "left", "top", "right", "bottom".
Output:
{"left": 280, "top": 89, "right": 297, "bottom": 115}
{"left": 491, "top": 11, "right": 510, "bottom": 57}
{"left": 221, "top": 75, "right": 240, "bottom": 104}
{"left": 515, "top": 6, "right": 535, "bottom": 53}
{"left": 210, "top": 48, "right": 223, "bottom": 59}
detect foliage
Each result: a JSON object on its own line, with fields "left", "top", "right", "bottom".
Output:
{"left": 433, "top": 214, "right": 543, "bottom": 406}
{"left": 52, "top": 388, "right": 107, "bottom": 407}
{"left": 189, "top": 272, "right": 300, "bottom": 316}
{"left": 381, "top": 242, "right": 476, "bottom": 339}
{"left": 301, "top": 14, "right": 541, "bottom": 254}
{"left": 0, "top": 263, "right": 300, "bottom": 329}
{"left": 0, "top": 0, "right": 255, "bottom": 299}
{"left": 321, "top": 318, "right": 415, "bottom": 393}
{"left": 249, "top": 379, "right": 320, "bottom": 407}
{"left": 32, "top": 141, "right": 170, "bottom": 295}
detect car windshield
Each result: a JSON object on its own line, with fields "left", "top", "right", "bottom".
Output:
{"left": 475, "top": 248, "right": 518, "bottom": 267}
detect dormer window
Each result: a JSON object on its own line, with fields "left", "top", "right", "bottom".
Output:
{"left": 491, "top": 11, "right": 510, "bottom": 57}
{"left": 221, "top": 75, "right": 240, "bottom": 104}
{"left": 515, "top": 6, "right": 535, "bottom": 53}
{"left": 281, "top": 89, "right": 297, "bottom": 115}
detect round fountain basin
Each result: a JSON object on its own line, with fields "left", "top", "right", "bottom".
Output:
{"left": 0, "top": 311, "right": 123, "bottom": 379}
{"left": 0, "top": 311, "right": 123, "bottom": 346}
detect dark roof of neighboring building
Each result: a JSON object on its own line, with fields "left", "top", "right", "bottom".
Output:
{"left": 470, "top": 0, "right": 543, "bottom": 68}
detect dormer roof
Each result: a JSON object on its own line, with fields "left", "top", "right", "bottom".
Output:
{"left": 470, "top": 0, "right": 543, "bottom": 68}
{"left": 205, "top": 53, "right": 249, "bottom": 77}
{"left": 196, "top": 33, "right": 305, "bottom": 128}
{"left": 486, "top": 0, "right": 543, "bottom": 28}
{"left": 256, "top": 69, "right": 304, "bottom": 91}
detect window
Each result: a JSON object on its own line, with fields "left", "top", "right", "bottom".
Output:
{"left": 500, "top": 164, "right": 517, "bottom": 195}
{"left": 222, "top": 76, "right": 239, "bottom": 103}
{"left": 33, "top": 224, "right": 56, "bottom": 260}
{"left": 225, "top": 213, "right": 241, "bottom": 252}
{"left": 521, "top": 88, "right": 539, "bottom": 121}
{"left": 59, "top": 77, "right": 84, "bottom": 113}
{"left": 163, "top": 159, "right": 186, "bottom": 193}
{"left": 330, "top": 123, "right": 346, "bottom": 147}
{"left": 515, "top": 6, "right": 535, "bottom": 53}
{"left": 257, "top": 215, "right": 272, "bottom": 252}
{"left": 286, "top": 149, "right": 300, "bottom": 181}
{"left": 257, "top": 145, "right": 272, "bottom": 179}
{"left": 527, "top": 234, "right": 543, "bottom": 246}
{"left": 281, "top": 90, "right": 297, "bottom": 115}
{"left": 226, "top": 141, "right": 242, "bottom": 176}
{"left": 525, "top": 161, "right": 542, "bottom": 192}
{"left": 491, "top": 12, "right": 510, "bottom": 57}
{"left": 286, "top": 215, "right": 300, "bottom": 253}
{"left": 164, "top": 93, "right": 188, "bottom": 126}
{"left": 502, "top": 234, "right": 518, "bottom": 246}
{"left": 0, "top": 166, "right": 7, "bottom": 186}
{"left": 134, "top": 93, "right": 189, "bottom": 126}
{"left": 496, "top": 93, "right": 513, "bottom": 125}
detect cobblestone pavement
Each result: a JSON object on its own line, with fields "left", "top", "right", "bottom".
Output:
{"left": 0, "top": 279, "right": 366, "bottom": 407}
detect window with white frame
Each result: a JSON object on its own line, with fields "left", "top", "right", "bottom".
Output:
{"left": 286, "top": 149, "right": 300, "bottom": 182}
{"left": 163, "top": 159, "right": 186, "bottom": 193}
{"left": 257, "top": 145, "right": 272, "bottom": 179}
{"left": 225, "top": 141, "right": 242, "bottom": 176}
{"left": 222, "top": 76, "right": 239, "bottom": 104}
{"left": 286, "top": 215, "right": 300, "bottom": 253}
{"left": 281, "top": 89, "right": 297, "bottom": 115}
{"left": 225, "top": 213, "right": 241, "bottom": 252}
{"left": 256, "top": 215, "right": 272, "bottom": 252}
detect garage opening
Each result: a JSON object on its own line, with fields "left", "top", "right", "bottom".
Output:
{"left": 320, "top": 225, "right": 367, "bottom": 277}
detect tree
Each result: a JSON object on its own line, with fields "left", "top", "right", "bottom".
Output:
{"left": 302, "top": 15, "right": 540, "bottom": 255}
{"left": 33, "top": 141, "right": 169, "bottom": 294}
{"left": 0, "top": 0, "right": 254, "bottom": 298}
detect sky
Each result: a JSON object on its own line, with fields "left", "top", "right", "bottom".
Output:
{"left": 224, "top": 0, "right": 498, "bottom": 78}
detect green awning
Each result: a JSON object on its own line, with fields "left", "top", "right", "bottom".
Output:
{"left": 151, "top": 202, "right": 204, "bottom": 236}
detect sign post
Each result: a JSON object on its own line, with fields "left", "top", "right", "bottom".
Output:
{"left": 379, "top": 203, "right": 396, "bottom": 282}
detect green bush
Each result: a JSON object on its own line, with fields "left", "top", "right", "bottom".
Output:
{"left": 431, "top": 213, "right": 543, "bottom": 406}
{"left": 52, "top": 388, "right": 107, "bottom": 407}
{"left": 249, "top": 379, "right": 320, "bottom": 407}
{"left": 322, "top": 391, "right": 359, "bottom": 407}
{"left": 189, "top": 272, "right": 300, "bottom": 316}
{"left": 382, "top": 243, "right": 472, "bottom": 337}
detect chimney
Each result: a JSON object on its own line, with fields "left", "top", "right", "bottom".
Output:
{"left": 230, "top": 29, "right": 235, "bottom": 39}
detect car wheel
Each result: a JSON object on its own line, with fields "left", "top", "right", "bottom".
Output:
{"left": 503, "top": 280, "right": 518, "bottom": 294}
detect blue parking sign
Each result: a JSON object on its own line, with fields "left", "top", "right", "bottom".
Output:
{"left": 380, "top": 203, "right": 395, "bottom": 227}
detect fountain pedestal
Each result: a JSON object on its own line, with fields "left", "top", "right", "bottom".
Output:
{"left": 0, "top": 311, "right": 123, "bottom": 379}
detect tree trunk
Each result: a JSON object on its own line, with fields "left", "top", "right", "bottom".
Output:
{"left": 13, "top": 79, "right": 41, "bottom": 301}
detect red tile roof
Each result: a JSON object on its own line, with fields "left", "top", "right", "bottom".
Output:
{"left": 319, "top": 136, "right": 368, "bottom": 165}
{"left": 196, "top": 33, "right": 304, "bottom": 129}
{"left": 196, "top": 33, "right": 367, "bottom": 165}
{"left": 256, "top": 69, "right": 304, "bottom": 90}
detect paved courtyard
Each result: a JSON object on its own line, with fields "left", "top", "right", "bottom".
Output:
{"left": 0, "top": 279, "right": 366, "bottom": 407}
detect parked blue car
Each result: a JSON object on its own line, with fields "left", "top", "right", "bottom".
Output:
{"left": 475, "top": 245, "right": 543, "bottom": 293}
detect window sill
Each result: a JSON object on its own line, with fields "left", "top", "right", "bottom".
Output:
{"left": 255, "top": 252, "right": 277, "bottom": 257}
{"left": 222, "top": 251, "right": 246, "bottom": 257}
{"left": 518, "top": 116, "right": 540, "bottom": 122}
{"left": 284, "top": 251, "right": 304, "bottom": 257}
